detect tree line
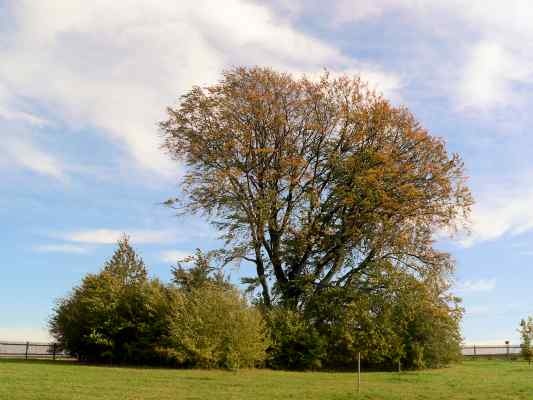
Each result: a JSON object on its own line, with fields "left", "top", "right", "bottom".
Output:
{"left": 50, "top": 237, "right": 463, "bottom": 369}
{"left": 51, "top": 67, "right": 472, "bottom": 370}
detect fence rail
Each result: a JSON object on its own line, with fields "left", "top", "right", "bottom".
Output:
{"left": 461, "top": 345, "right": 522, "bottom": 357}
{"left": 0, "top": 341, "right": 524, "bottom": 361}
{"left": 0, "top": 341, "right": 71, "bottom": 360}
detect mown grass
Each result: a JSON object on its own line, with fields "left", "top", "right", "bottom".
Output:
{"left": 1, "top": 359, "right": 533, "bottom": 399}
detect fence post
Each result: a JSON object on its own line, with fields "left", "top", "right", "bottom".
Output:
{"left": 25, "top": 341, "right": 29, "bottom": 360}
{"left": 357, "top": 352, "right": 361, "bottom": 395}
{"left": 53, "top": 343, "right": 56, "bottom": 361}
{"left": 505, "top": 341, "right": 510, "bottom": 360}
{"left": 473, "top": 345, "right": 476, "bottom": 360}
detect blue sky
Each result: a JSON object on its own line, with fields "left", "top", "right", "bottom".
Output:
{"left": 1, "top": 0, "right": 533, "bottom": 345}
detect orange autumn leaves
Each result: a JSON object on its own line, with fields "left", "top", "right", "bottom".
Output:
{"left": 161, "top": 66, "right": 472, "bottom": 305}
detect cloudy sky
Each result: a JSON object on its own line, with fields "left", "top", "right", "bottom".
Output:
{"left": 2, "top": 0, "right": 533, "bottom": 344}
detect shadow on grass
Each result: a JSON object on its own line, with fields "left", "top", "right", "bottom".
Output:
{"left": 0, "top": 358, "right": 232, "bottom": 372}
{"left": 0, "top": 358, "right": 78, "bottom": 366}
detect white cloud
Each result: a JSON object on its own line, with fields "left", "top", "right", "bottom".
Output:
{"left": 457, "top": 42, "right": 510, "bottom": 109}
{"left": 350, "top": 68, "right": 403, "bottom": 102}
{"left": 460, "top": 182, "right": 533, "bottom": 247}
{"left": 330, "top": 0, "right": 533, "bottom": 34}
{"left": 333, "top": 0, "right": 416, "bottom": 22}
{"left": 316, "top": 0, "right": 533, "bottom": 111}
{"left": 427, "top": 3, "right": 533, "bottom": 111}
{"left": 0, "top": 108, "right": 49, "bottom": 126}
{"left": 62, "top": 229, "right": 176, "bottom": 245}
{"left": 33, "top": 244, "right": 90, "bottom": 254}
{"left": 160, "top": 250, "right": 191, "bottom": 264}
{"left": 457, "top": 41, "right": 533, "bottom": 110}
{"left": 464, "top": 305, "right": 491, "bottom": 318}
{"left": 0, "top": 0, "right": 400, "bottom": 177}
{"left": 3, "top": 137, "right": 64, "bottom": 180}
{"left": 457, "top": 278, "right": 496, "bottom": 293}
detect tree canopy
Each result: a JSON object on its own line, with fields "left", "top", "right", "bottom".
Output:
{"left": 49, "top": 238, "right": 269, "bottom": 368}
{"left": 161, "top": 66, "right": 473, "bottom": 307}
{"left": 49, "top": 236, "right": 170, "bottom": 363}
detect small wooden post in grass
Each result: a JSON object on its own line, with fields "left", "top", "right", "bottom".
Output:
{"left": 356, "top": 352, "right": 361, "bottom": 395}
{"left": 505, "top": 340, "right": 509, "bottom": 361}
{"left": 52, "top": 343, "right": 56, "bottom": 361}
{"left": 398, "top": 359, "right": 401, "bottom": 373}
{"left": 25, "top": 341, "right": 29, "bottom": 360}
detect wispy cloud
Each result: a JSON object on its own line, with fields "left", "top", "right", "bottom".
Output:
{"left": 457, "top": 278, "right": 496, "bottom": 293}
{"left": 460, "top": 179, "right": 533, "bottom": 247}
{"left": 0, "top": 0, "right": 400, "bottom": 177}
{"left": 298, "top": 0, "right": 533, "bottom": 113}
{"left": 33, "top": 244, "right": 89, "bottom": 254}
{"left": 0, "top": 107, "right": 50, "bottom": 126}
{"left": 160, "top": 250, "right": 191, "bottom": 264}
{"left": 4, "top": 137, "right": 64, "bottom": 180}
{"left": 60, "top": 229, "right": 177, "bottom": 245}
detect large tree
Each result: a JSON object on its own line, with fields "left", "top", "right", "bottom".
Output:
{"left": 161, "top": 67, "right": 472, "bottom": 307}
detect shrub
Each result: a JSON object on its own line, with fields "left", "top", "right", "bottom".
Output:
{"left": 49, "top": 237, "right": 172, "bottom": 364}
{"left": 519, "top": 317, "right": 533, "bottom": 365}
{"left": 169, "top": 284, "right": 269, "bottom": 369}
{"left": 281, "top": 263, "right": 463, "bottom": 371}
{"left": 266, "top": 307, "right": 326, "bottom": 370}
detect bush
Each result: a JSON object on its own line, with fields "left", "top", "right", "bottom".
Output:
{"left": 519, "top": 317, "right": 533, "bottom": 365}
{"left": 169, "top": 284, "right": 269, "bottom": 369}
{"left": 266, "top": 307, "right": 326, "bottom": 370}
{"left": 276, "top": 264, "right": 463, "bottom": 371}
{"left": 50, "top": 237, "right": 172, "bottom": 364}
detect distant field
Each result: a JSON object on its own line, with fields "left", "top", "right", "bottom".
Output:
{"left": 1, "top": 359, "right": 533, "bottom": 399}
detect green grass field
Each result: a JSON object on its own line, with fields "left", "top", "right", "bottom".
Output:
{"left": 1, "top": 359, "right": 532, "bottom": 399}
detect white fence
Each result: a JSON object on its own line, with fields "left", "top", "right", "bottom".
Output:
{"left": 461, "top": 345, "right": 522, "bottom": 357}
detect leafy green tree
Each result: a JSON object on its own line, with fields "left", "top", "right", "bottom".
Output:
{"left": 266, "top": 307, "right": 326, "bottom": 370}
{"left": 168, "top": 249, "right": 269, "bottom": 369}
{"left": 161, "top": 66, "right": 472, "bottom": 308}
{"left": 519, "top": 317, "right": 533, "bottom": 366}
{"left": 102, "top": 235, "right": 147, "bottom": 284}
{"left": 49, "top": 236, "right": 171, "bottom": 364}
{"left": 169, "top": 284, "right": 269, "bottom": 369}
{"left": 171, "top": 249, "right": 230, "bottom": 291}
{"left": 285, "top": 262, "right": 463, "bottom": 370}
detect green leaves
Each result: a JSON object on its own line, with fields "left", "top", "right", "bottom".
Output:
{"left": 169, "top": 285, "right": 269, "bottom": 369}
{"left": 49, "top": 238, "right": 171, "bottom": 364}
{"left": 171, "top": 249, "right": 231, "bottom": 292}
{"left": 519, "top": 316, "right": 533, "bottom": 363}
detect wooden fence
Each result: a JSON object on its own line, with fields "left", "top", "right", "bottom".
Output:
{"left": 461, "top": 344, "right": 522, "bottom": 358}
{"left": 0, "top": 341, "right": 71, "bottom": 360}
{"left": 0, "top": 341, "right": 524, "bottom": 361}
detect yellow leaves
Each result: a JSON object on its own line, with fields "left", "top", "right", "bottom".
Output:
{"left": 406, "top": 128, "right": 429, "bottom": 142}
{"left": 255, "top": 147, "right": 275, "bottom": 154}
{"left": 280, "top": 155, "right": 305, "bottom": 169}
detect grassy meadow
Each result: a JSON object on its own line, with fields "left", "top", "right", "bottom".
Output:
{"left": 1, "top": 359, "right": 532, "bottom": 399}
